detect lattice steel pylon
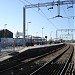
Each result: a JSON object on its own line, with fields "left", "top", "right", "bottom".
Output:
{"left": 23, "top": 0, "right": 74, "bottom": 45}
{"left": 56, "top": 29, "right": 75, "bottom": 40}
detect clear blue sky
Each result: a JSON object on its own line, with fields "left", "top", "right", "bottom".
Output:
{"left": 0, "top": 0, "right": 75, "bottom": 40}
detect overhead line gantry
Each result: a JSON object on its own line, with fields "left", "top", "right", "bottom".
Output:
{"left": 56, "top": 29, "right": 75, "bottom": 40}
{"left": 23, "top": 0, "right": 74, "bottom": 46}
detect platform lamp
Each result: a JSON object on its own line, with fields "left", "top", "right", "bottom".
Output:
{"left": 4, "top": 24, "right": 7, "bottom": 38}
{"left": 27, "top": 22, "right": 31, "bottom": 36}
{"left": 42, "top": 27, "right": 44, "bottom": 44}
{"left": 27, "top": 22, "right": 31, "bottom": 42}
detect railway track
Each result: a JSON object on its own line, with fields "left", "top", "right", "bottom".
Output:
{"left": 0, "top": 44, "right": 73, "bottom": 75}
{"left": 0, "top": 44, "right": 65, "bottom": 71}
{"left": 30, "top": 45, "right": 74, "bottom": 75}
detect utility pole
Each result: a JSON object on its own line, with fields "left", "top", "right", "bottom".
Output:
{"left": 23, "top": 7, "right": 26, "bottom": 46}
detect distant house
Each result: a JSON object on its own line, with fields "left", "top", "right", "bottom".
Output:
{"left": 0, "top": 29, "right": 13, "bottom": 41}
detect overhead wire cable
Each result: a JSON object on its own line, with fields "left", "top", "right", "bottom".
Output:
{"left": 19, "top": 0, "right": 26, "bottom": 4}
{"left": 39, "top": 0, "right": 55, "bottom": 18}
{"left": 19, "top": 0, "right": 53, "bottom": 26}
{"left": 67, "top": 3, "right": 73, "bottom": 28}
{"left": 36, "top": 1, "right": 58, "bottom": 29}
{"left": 39, "top": 0, "right": 56, "bottom": 28}
{"left": 59, "top": 0, "right": 74, "bottom": 29}
{"left": 23, "top": 0, "right": 58, "bottom": 29}
{"left": 61, "top": 5, "right": 71, "bottom": 28}
{"left": 62, "top": 6, "right": 68, "bottom": 17}
{"left": 62, "top": 2, "right": 74, "bottom": 39}
{"left": 24, "top": 0, "right": 32, "bottom": 4}
{"left": 19, "top": 0, "right": 47, "bottom": 23}
{"left": 39, "top": 9, "right": 58, "bottom": 29}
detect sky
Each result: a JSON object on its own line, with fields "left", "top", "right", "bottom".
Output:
{"left": 0, "top": 0, "right": 75, "bottom": 40}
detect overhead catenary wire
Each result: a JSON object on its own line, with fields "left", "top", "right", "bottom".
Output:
{"left": 39, "top": 9, "right": 58, "bottom": 29}
{"left": 39, "top": 0, "right": 58, "bottom": 29}
{"left": 24, "top": 0, "right": 32, "bottom": 4}
{"left": 19, "top": 0, "right": 26, "bottom": 4}
{"left": 39, "top": 0, "right": 54, "bottom": 18}
{"left": 61, "top": 5, "right": 71, "bottom": 28}
{"left": 62, "top": 0, "right": 74, "bottom": 29}
{"left": 60, "top": 4, "right": 74, "bottom": 39}
{"left": 38, "top": 0, "right": 57, "bottom": 28}
{"left": 23, "top": 0, "right": 58, "bottom": 29}
{"left": 67, "top": 4, "right": 74, "bottom": 28}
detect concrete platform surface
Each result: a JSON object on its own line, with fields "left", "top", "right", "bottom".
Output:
{"left": 0, "top": 45, "right": 50, "bottom": 62}
{"left": 0, "top": 43, "right": 63, "bottom": 62}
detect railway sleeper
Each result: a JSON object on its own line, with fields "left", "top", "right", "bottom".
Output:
{"left": 65, "top": 62, "right": 74, "bottom": 75}
{"left": 0, "top": 44, "right": 67, "bottom": 71}
{"left": 30, "top": 45, "right": 73, "bottom": 75}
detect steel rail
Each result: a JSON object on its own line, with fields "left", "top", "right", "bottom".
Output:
{"left": 0, "top": 44, "right": 65, "bottom": 64}
{"left": 0, "top": 44, "right": 66, "bottom": 72}
{"left": 60, "top": 45, "right": 74, "bottom": 75}
{"left": 30, "top": 45, "right": 73, "bottom": 75}
{"left": 0, "top": 44, "right": 68, "bottom": 75}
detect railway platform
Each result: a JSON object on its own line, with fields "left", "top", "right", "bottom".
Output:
{"left": 0, "top": 43, "right": 74, "bottom": 75}
{"left": 0, "top": 44, "right": 51, "bottom": 62}
{"left": 0, "top": 43, "right": 63, "bottom": 62}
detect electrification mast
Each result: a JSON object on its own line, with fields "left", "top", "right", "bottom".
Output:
{"left": 23, "top": 0, "right": 74, "bottom": 46}
{"left": 56, "top": 29, "right": 75, "bottom": 40}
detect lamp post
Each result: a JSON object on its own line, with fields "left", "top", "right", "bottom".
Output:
{"left": 27, "top": 22, "right": 31, "bottom": 43}
{"left": 36, "top": 32, "right": 38, "bottom": 36}
{"left": 23, "top": 7, "right": 26, "bottom": 46}
{"left": 4, "top": 24, "right": 7, "bottom": 38}
{"left": 3, "top": 24, "right": 7, "bottom": 49}
{"left": 36, "top": 32, "right": 38, "bottom": 45}
{"left": 42, "top": 28, "right": 44, "bottom": 44}
{"left": 27, "top": 22, "right": 31, "bottom": 36}
{"left": 50, "top": 31, "right": 53, "bottom": 39}
{"left": 42, "top": 28, "right": 44, "bottom": 38}
{"left": 4, "top": 24, "right": 7, "bottom": 29}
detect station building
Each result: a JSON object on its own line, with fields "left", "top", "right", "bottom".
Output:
{"left": 0, "top": 29, "right": 13, "bottom": 42}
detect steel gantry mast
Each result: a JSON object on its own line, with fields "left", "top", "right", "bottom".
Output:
{"left": 23, "top": 0, "right": 74, "bottom": 46}
{"left": 56, "top": 29, "right": 75, "bottom": 40}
